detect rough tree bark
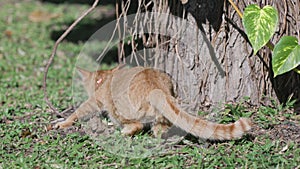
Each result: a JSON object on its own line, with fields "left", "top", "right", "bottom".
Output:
{"left": 116, "top": 0, "right": 300, "bottom": 113}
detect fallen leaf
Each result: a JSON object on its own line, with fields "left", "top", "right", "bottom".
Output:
{"left": 46, "top": 124, "right": 53, "bottom": 131}
{"left": 279, "top": 144, "right": 289, "bottom": 154}
{"left": 5, "top": 120, "right": 13, "bottom": 124}
{"left": 4, "top": 30, "right": 12, "bottom": 38}
{"left": 277, "top": 116, "right": 285, "bottom": 121}
{"left": 291, "top": 114, "right": 300, "bottom": 121}
{"left": 21, "top": 128, "right": 32, "bottom": 138}
{"left": 38, "top": 140, "right": 46, "bottom": 145}
{"left": 28, "top": 10, "right": 60, "bottom": 22}
{"left": 33, "top": 166, "right": 41, "bottom": 169}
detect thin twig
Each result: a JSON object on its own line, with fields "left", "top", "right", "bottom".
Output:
{"left": 43, "top": 0, "right": 100, "bottom": 117}
{"left": 96, "top": 0, "right": 130, "bottom": 62}
{"left": 228, "top": 0, "right": 243, "bottom": 18}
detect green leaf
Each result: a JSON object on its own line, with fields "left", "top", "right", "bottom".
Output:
{"left": 294, "top": 68, "right": 300, "bottom": 74}
{"left": 272, "top": 36, "right": 300, "bottom": 77}
{"left": 243, "top": 5, "right": 278, "bottom": 54}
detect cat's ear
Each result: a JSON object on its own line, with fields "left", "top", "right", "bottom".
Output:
{"left": 76, "top": 67, "right": 91, "bottom": 80}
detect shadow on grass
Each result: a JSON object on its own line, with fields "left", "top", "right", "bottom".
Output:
{"left": 41, "top": 0, "right": 120, "bottom": 64}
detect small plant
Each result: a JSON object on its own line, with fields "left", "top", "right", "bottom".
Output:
{"left": 272, "top": 36, "right": 300, "bottom": 77}
{"left": 229, "top": 1, "right": 300, "bottom": 77}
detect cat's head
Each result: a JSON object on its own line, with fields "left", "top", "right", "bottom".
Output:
{"left": 76, "top": 65, "right": 122, "bottom": 97}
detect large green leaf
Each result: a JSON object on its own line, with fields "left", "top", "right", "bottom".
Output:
{"left": 243, "top": 5, "right": 278, "bottom": 54}
{"left": 272, "top": 36, "right": 300, "bottom": 77}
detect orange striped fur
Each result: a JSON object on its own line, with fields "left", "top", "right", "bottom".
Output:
{"left": 54, "top": 66, "right": 251, "bottom": 140}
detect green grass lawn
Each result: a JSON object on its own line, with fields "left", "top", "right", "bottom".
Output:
{"left": 0, "top": 1, "right": 299, "bottom": 168}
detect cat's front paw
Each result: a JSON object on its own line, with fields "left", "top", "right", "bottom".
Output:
{"left": 54, "top": 120, "right": 73, "bottom": 129}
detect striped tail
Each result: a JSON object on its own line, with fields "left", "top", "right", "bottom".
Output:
{"left": 148, "top": 89, "right": 252, "bottom": 140}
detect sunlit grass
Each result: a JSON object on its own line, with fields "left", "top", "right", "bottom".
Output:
{"left": 0, "top": 1, "right": 299, "bottom": 168}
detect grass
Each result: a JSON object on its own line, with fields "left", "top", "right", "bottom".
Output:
{"left": 0, "top": 1, "right": 299, "bottom": 168}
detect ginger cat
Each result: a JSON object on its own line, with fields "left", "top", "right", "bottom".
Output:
{"left": 54, "top": 66, "right": 252, "bottom": 140}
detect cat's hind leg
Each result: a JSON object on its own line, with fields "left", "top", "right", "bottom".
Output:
{"left": 121, "top": 122, "right": 143, "bottom": 136}
{"left": 152, "top": 115, "right": 171, "bottom": 138}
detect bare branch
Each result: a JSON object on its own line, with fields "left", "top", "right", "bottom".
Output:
{"left": 43, "top": 0, "right": 100, "bottom": 117}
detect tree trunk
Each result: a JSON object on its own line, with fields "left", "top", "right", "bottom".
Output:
{"left": 116, "top": 0, "right": 300, "bottom": 113}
